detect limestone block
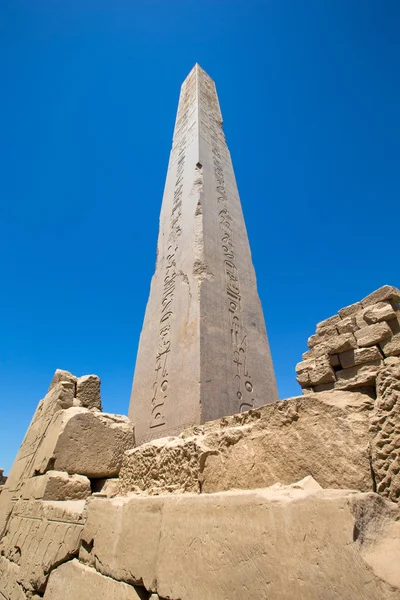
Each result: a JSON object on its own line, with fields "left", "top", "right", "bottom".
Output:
{"left": 76, "top": 375, "right": 102, "bottom": 410}
{"left": 0, "top": 499, "right": 86, "bottom": 593}
{"left": 80, "top": 487, "right": 400, "bottom": 600}
{"left": 380, "top": 333, "right": 400, "bottom": 357}
{"left": 363, "top": 301, "right": 397, "bottom": 324}
{"left": 370, "top": 358, "right": 400, "bottom": 503}
{"left": 295, "top": 358, "right": 315, "bottom": 373}
{"left": 43, "top": 560, "right": 143, "bottom": 600}
{"left": 314, "top": 382, "right": 335, "bottom": 392}
{"left": 307, "top": 356, "right": 336, "bottom": 385}
{"left": 316, "top": 314, "right": 341, "bottom": 332}
{"left": 48, "top": 369, "right": 77, "bottom": 393}
{"left": 119, "top": 392, "right": 374, "bottom": 496}
{"left": 308, "top": 326, "right": 338, "bottom": 348}
{"left": 335, "top": 361, "right": 382, "bottom": 390}
{"left": 339, "top": 346, "right": 382, "bottom": 369}
{"left": 337, "top": 316, "right": 358, "bottom": 334}
{"left": 338, "top": 301, "right": 362, "bottom": 318}
{"left": 33, "top": 408, "right": 134, "bottom": 478}
{"left": 361, "top": 285, "right": 400, "bottom": 308}
{"left": 296, "top": 371, "right": 310, "bottom": 387}
{"left": 355, "top": 322, "right": 393, "bottom": 347}
{"left": 324, "top": 333, "right": 357, "bottom": 354}
{"left": 22, "top": 471, "right": 91, "bottom": 501}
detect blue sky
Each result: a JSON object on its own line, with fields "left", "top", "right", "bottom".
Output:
{"left": 1, "top": 1, "right": 399, "bottom": 473}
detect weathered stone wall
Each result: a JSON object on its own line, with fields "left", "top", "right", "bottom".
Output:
{"left": 296, "top": 285, "right": 400, "bottom": 394}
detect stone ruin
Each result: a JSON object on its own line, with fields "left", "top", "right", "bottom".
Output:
{"left": 1, "top": 65, "right": 400, "bottom": 599}
{"left": 1, "top": 284, "right": 400, "bottom": 600}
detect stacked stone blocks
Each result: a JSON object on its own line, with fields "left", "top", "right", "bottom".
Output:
{"left": 296, "top": 285, "right": 400, "bottom": 394}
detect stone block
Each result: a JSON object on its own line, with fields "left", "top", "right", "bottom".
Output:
{"left": 43, "top": 560, "right": 143, "bottom": 600}
{"left": 339, "top": 346, "right": 382, "bottom": 369}
{"left": 338, "top": 301, "right": 362, "bottom": 318}
{"left": 0, "top": 499, "right": 86, "bottom": 593}
{"left": 80, "top": 486, "right": 400, "bottom": 599}
{"left": 363, "top": 301, "right": 397, "bottom": 324}
{"left": 325, "top": 333, "right": 357, "bottom": 355}
{"left": 335, "top": 362, "right": 381, "bottom": 390}
{"left": 76, "top": 375, "right": 102, "bottom": 410}
{"left": 337, "top": 316, "right": 358, "bottom": 334}
{"left": 314, "top": 383, "right": 335, "bottom": 392}
{"left": 32, "top": 408, "right": 135, "bottom": 478}
{"left": 361, "top": 285, "right": 400, "bottom": 308}
{"left": 329, "top": 354, "right": 341, "bottom": 367}
{"left": 296, "top": 371, "right": 310, "bottom": 387}
{"left": 316, "top": 314, "right": 340, "bottom": 332}
{"left": 119, "top": 391, "right": 374, "bottom": 496}
{"left": 21, "top": 471, "right": 91, "bottom": 501}
{"left": 355, "top": 322, "right": 393, "bottom": 347}
{"left": 379, "top": 333, "right": 400, "bottom": 356}
{"left": 295, "top": 359, "right": 315, "bottom": 374}
{"left": 307, "top": 357, "right": 336, "bottom": 386}
{"left": 48, "top": 369, "right": 77, "bottom": 393}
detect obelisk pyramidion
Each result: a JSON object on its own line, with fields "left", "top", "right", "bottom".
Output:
{"left": 129, "top": 64, "right": 278, "bottom": 444}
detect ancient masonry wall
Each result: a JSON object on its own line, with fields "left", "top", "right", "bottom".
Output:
{"left": 1, "top": 286, "right": 400, "bottom": 600}
{"left": 296, "top": 285, "right": 400, "bottom": 394}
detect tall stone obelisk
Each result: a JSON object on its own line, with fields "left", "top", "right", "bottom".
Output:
{"left": 129, "top": 64, "right": 278, "bottom": 444}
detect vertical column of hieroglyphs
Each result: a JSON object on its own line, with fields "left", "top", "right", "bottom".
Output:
{"left": 148, "top": 70, "right": 197, "bottom": 430}
{"left": 197, "top": 65, "right": 279, "bottom": 418}
{"left": 129, "top": 67, "right": 199, "bottom": 442}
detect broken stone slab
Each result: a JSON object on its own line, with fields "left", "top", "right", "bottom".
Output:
{"left": 370, "top": 357, "right": 400, "bottom": 504}
{"left": 32, "top": 408, "right": 134, "bottom": 478}
{"left": 0, "top": 556, "right": 26, "bottom": 600}
{"left": 76, "top": 375, "right": 102, "bottom": 410}
{"left": 363, "top": 301, "right": 397, "bottom": 324}
{"left": 43, "top": 559, "right": 143, "bottom": 600}
{"left": 0, "top": 499, "right": 86, "bottom": 594}
{"left": 339, "top": 346, "right": 382, "bottom": 369}
{"left": 380, "top": 333, "right": 400, "bottom": 357}
{"left": 80, "top": 486, "right": 400, "bottom": 600}
{"left": 361, "top": 285, "right": 400, "bottom": 308}
{"left": 48, "top": 369, "right": 77, "bottom": 393}
{"left": 335, "top": 361, "right": 382, "bottom": 391}
{"left": 21, "top": 471, "right": 91, "bottom": 501}
{"left": 355, "top": 322, "right": 393, "bottom": 347}
{"left": 119, "top": 391, "right": 374, "bottom": 496}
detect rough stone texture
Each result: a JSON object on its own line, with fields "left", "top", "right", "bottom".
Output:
{"left": 296, "top": 285, "right": 400, "bottom": 394}
{"left": 21, "top": 471, "right": 91, "bottom": 501}
{"left": 79, "top": 485, "right": 400, "bottom": 600}
{"left": 380, "top": 332, "right": 400, "bottom": 357}
{"left": 43, "top": 560, "right": 143, "bottom": 600}
{"left": 44, "top": 408, "right": 134, "bottom": 478}
{"left": 129, "top": 64, "right": 278, "bottom": 446}
{"left": 0, "top": 500, "right": 86, "bottom": 594}
{"left": 76, "top": 374, "right": 102, "bottom": 410}
{"left": 120, "top": 390, "right": 373, "bottom": 496}
{"left": 370, "top": 357, "right": 400, "bottom": 503}
{"left": 355, "top": 322, "right": 393, "bottom": 348}
{"left": 335, "top": 361, "right": 382, "bottom": 390}
{"left": 339, "top": 346, "right": 382, "bottom": 369}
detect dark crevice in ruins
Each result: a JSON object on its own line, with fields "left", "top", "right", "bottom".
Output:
{"left": 89, "top": 478, "right": 107, "bottom": 494}
{"left": 81, "top": 538, "right": 94, "bottom": 554}
{"left": 369, "top": 455, "right": 377, "bottom": 493}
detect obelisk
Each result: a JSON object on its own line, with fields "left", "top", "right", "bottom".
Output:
{"left": 129, "top": 64, "right": 278, "bottom": 444}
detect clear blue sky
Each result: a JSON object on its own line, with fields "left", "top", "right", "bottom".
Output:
{"left": 1, "top": 1, "right": 399, "bottom": 473}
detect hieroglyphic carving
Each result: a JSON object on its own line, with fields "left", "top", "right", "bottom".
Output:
{"left": 196, "top": 68, "right": 255, "bottom": 412}
{"left": 149, "top": 71, "right": 197, "bottom": 428}
{"left": 211, "top": 144, "right": 254, "bottom": 412}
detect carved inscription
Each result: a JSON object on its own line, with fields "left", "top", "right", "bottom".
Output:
{"left": 150, "top": 72, "right": 196, "bottom": 428}
{"left": 197, "top": 67, "right": 255, "bottom": 412}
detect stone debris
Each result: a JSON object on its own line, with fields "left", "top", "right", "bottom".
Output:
{"left": 296, "top": 285, "right": 400, "bottom": 394}
{"left": 21, "top": 471, "right": 91, "bottom": 501}
{"left": 119, "top": 390, "right": 373, "bottom": 496}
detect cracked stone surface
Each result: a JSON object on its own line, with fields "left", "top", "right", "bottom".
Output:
{"left": 129, "top": 64, "right": 278, "bottom": 445}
